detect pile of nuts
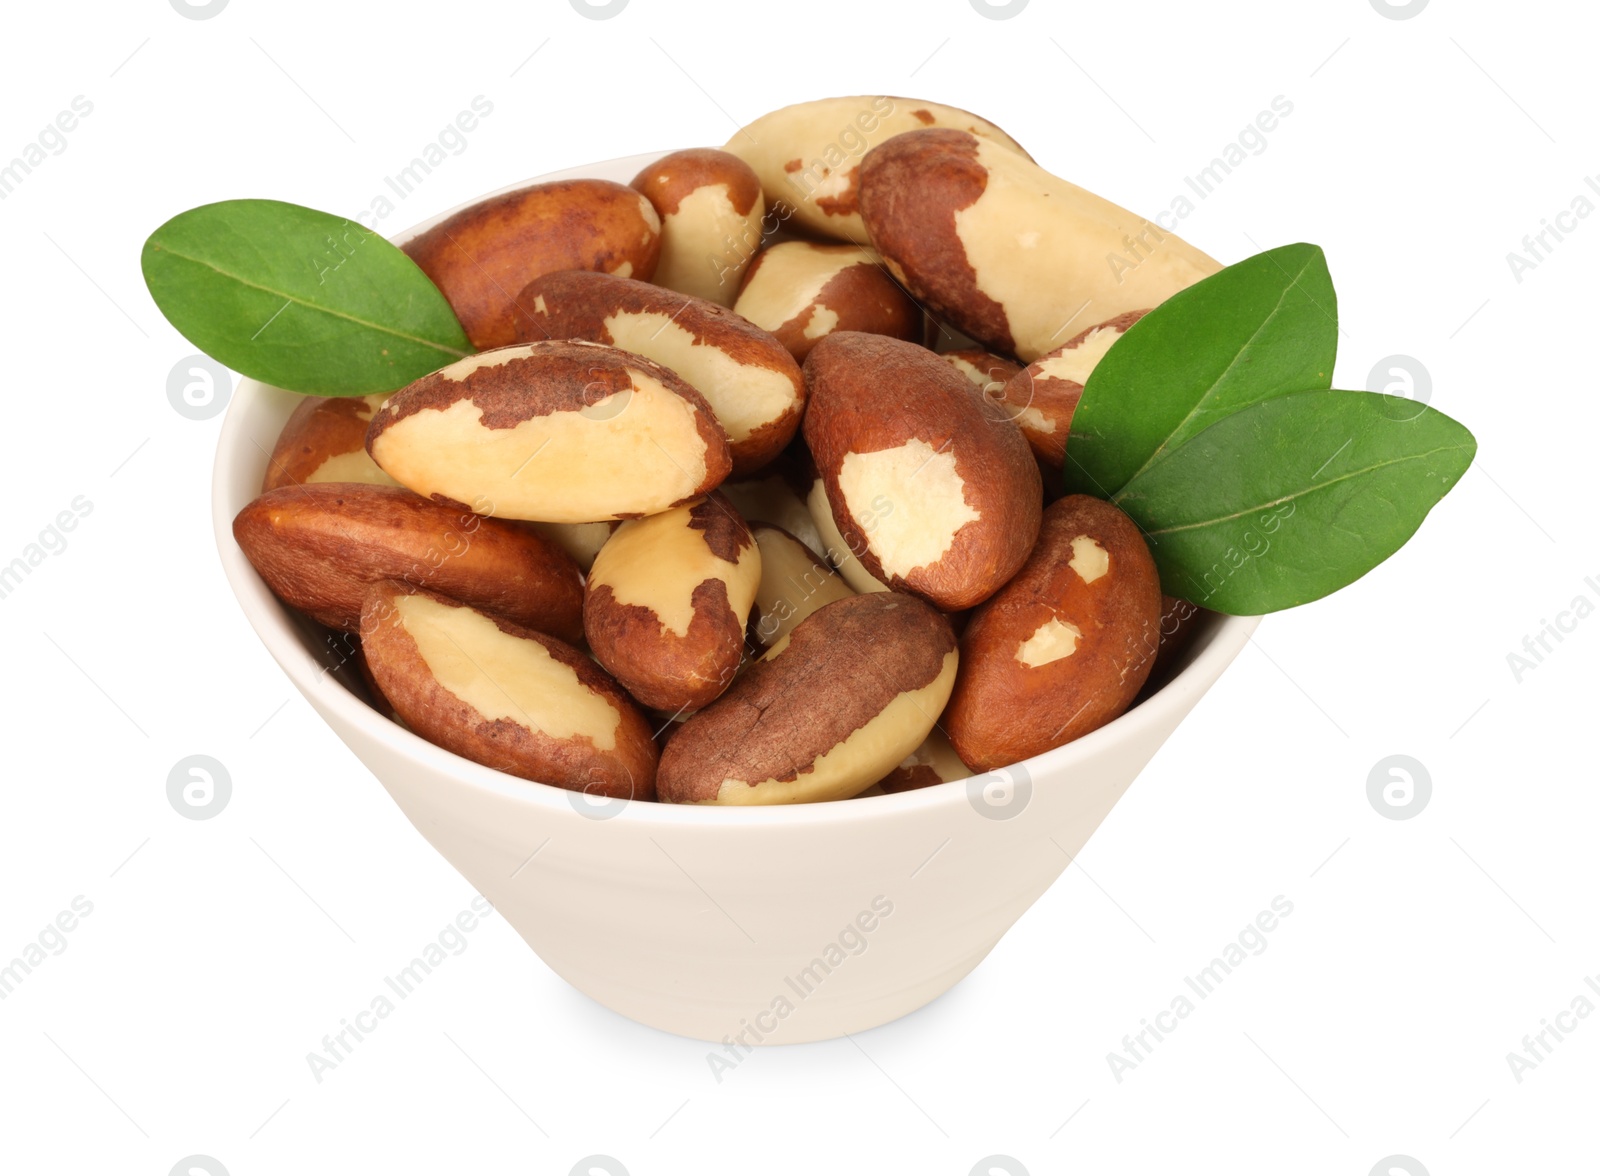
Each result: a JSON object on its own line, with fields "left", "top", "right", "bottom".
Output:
{"left": 234, "top": 95, "right": 1214, "bottom": 806}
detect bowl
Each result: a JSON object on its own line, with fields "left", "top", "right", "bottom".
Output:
{"left": 212, "top": 150, "right": 1261, "bottom": 1044}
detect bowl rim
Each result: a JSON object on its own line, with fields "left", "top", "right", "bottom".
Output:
{"left": 211, "top": 147, "right": 1263, "bottom": 829}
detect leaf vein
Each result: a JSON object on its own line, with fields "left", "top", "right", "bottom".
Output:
{"left": 150, "top": 242, "right": 471, "bottom": 359}
{"left": 1117, "top": 252, "right": 1320, "bottom": 487}
{"left": 1135, "top": 442, "right": 1473, "bottom": 535}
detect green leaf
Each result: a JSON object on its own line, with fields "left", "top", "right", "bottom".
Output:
{"left": 1065, "top": 242, "right": 1338, "bottom": 497}
{"left": 142, "top": 199, "right": 471, "bottom": 396}
{"left": 1113, "top": 389, "right": 1476, "bottom": 614}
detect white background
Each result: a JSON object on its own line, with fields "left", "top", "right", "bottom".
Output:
{"left": 0, "top": 1, "right": 1594, "bottom": 1173}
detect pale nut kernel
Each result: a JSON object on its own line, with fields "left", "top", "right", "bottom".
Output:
{"left": 724, "top": 95, "right": 1031, "bottom": 243}
{"left": 630, "top": 147, "right": 766, "bottom": 307}
{"left": 858, "top": 128, "right": 1215, "bottom": 361}
{"left": 804, "top": 476, "right": 888, "bottom": 594}
{"left": 733, "top": 241, "right": 919, "bottom": 362}
{"left": 510, "top": 269, "right": 804, "bottom": 475}
{"left": 876, "top": 728, "right": 971, "bottom": 793}
{"left": 583, "top": 494, "right": 761, "bottom": 712}
{"left": 802, "top": 331, "right": 1041, "bottom": 610}
{"left": 263, "top": 393, "right": 397, "bottom": 492}
{"left": 747, "top": 523, "right": 853, "bottom": 651}
{"left": 366, "top": 339, "right": 732, "bottom": 524}
{"left": 360, "top": 581, "right": 657, "bottom": 799}
{"left": 721, "top": 459, "right": 826, "bottom": 558}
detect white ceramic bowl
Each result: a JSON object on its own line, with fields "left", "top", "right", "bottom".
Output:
{"left": 212, "top": 151, "right": 1261, "bottom": 1044}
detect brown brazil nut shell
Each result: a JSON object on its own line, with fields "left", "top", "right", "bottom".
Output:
{"left": 802, "top": 331, "right": 1041, "bottom": 610}
{"left": 352, "top": 638, "right": 405, "bottom": 725}
{"left": 1000, "top": 311, "right": 1147, "bottom": 467}
{"left": 657, "top": 592, "right": 957, "bottom": 805}
{"left": 232, "top": 482, "right": 585, "bottom": 639}
{"left": 944, "top": 495, "right": 1163, "bottom": 772}
{"left": 857, "top": 128, "right": 1218, "bottom": 361}
{"left": 733, "top": 241, "right": 920, "bottom": 362}
{"left": 401, "top": 178, "right": 661, "bottom": 350}
{"left": 630, "top": 148, "right": 766, "bottom": 307}
{"left": 724, "top": 95, "right": 1030, "bottom": 243}
{"left": 262, "top": 394, "right": 398, "bottom": 492}
{"left": 510, "top": 270, "right": 803, "bottom": 474}
{"left": 360, "top": 582, "right": 656, "bottom": 799}
{"left": 583, "top": 495, "right": 761, "bottom": 712}
{"left": 365, "top": 339, "right": 732, "bottom": 523}
{"left": 747, "top": 523, "right": 853, "bottom": 651}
